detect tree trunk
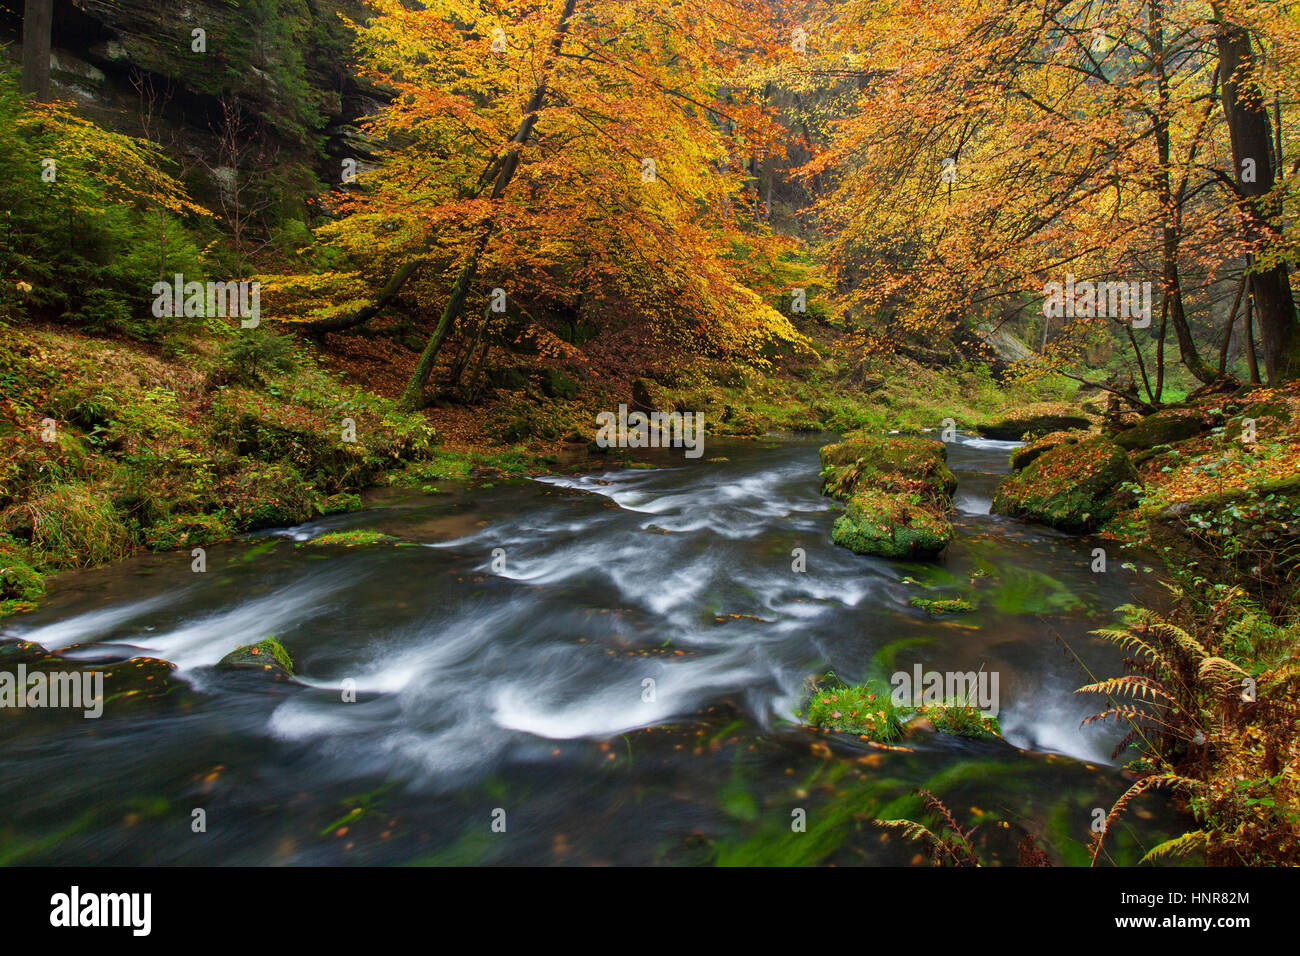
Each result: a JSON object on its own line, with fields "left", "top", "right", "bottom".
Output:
{"left": 397, "top": 0, "right": 580, "bottom": 409}
{"left": 1215, "top": 12, "right": 1300, "bottom": 383}
{"left": 21, "top": 0, "right": 53, "bottom": 102}
{"left": 1151, "top": 0, "right": 1216, "bottom": 385}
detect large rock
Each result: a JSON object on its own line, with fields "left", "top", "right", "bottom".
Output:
{"left": 992, "top": 437, "right": 1139, "bottom": 532}
{"left": 820, "top": 436, "right": 956, "bottom": 502}
{"left": 1112, "top": 408, "right": 1214, "bottom": 452}
{"left": 977, "top": 413, "right": 1092, "bottom": 441}
{"left": 820, "top": 435, "right": 955, "bottom": 560}
{"left": 1008, "top": 430, "right": 1088, "bottom": 471}
{"left": 832, "top": 490, "right": 954, "bottom": 559}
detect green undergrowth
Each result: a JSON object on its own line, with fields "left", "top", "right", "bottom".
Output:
{"left": 801, "top": 680, "right": 905, "bottom": 742}
{"left": 800, "top": 673, "right": 1002, "bottom": 743}
{"left": 0, "top": 322, "right": 435, "bottom": 618}
{"left": 383, "top": 446, "right": 549, "bottom": 486}
{"left": 642, "top": 353, "right": 1076, "bottom": 438}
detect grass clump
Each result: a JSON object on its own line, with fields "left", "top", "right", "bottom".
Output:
{"left": 2, "top": 483, "right": 133, "bottom": 569}
{"left": 304, "top": 530, "right": 396, "bottom": 547}
{"left": 923, "top": 702, "right": 1002, "bottom": 740}
{"left": 801, "top": 679, "right": 904, "bottom": 742}
{"left": 909, "top": 597, "right": 976, "bottom": 615}
{"left": 0, "top": 533, "right": 44, "bottom": 618}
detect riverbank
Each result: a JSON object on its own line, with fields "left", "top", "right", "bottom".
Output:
{"left": 1, "top": 319, "right": 1076, "bottom": 621}
{"left": 984, "top": 383, "right": 1300, "bottom": 865}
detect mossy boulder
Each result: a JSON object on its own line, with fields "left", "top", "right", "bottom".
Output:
{"left": 833, "top": 489, "right": 954, "bottom": 559}
{"left": 226, "top": 412, "right": 374, "bottom": 492}
{"left": 977, "top": 412, "right": 1091, "bottom": 441}
{"left": 486, "top": 367, "right": 529, "bottom": 391}
{"left": 218, "top": 462, "right": 319, "bottom": 532}
{"left": 819, "top": 435, "right": 956, "bottom": 502}
{"left": 992, "top": 437, "right": 1139, "bottom": 532}
{"left": 1112, "top": 408, "right": 1213, "bottom": 451}
{"left": 321, "top": 492, "right": 363, "bottom": 515}
{"left": 217, "top": 637, "right": 294, "bottom": 678}
{"left": 909, "top": 596, "right": 976, "bottom": 615}
{"left": 1009, "top": 430, "right": 1087, "bottom": 471}
{"left": 539, "top": 368, "right": 580, "bottom": 400}
{"left": 922, "top": 703, "right": 1003, "bottom": 740}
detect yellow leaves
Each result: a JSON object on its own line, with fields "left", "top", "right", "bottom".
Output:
{"left": 15, "top": 97, "right": 208, "bottom": 219}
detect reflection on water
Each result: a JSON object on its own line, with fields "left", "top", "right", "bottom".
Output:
{"left": 0, "top": 434, "right": 1185, "bottom": 865}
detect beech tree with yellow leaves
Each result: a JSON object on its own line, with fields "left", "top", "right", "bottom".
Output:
{"left": 265, "top": 0, "right": 808, "bottom": 408}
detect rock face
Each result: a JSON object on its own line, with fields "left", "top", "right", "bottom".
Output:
{"left": 5, "top": 1, "right": 381, "bottom": 185}
{"left": 820, "top": 435, "right": 955, "bottom": 559}
{"left": 992, "top": 437, "right": 1139, "bottom": 532}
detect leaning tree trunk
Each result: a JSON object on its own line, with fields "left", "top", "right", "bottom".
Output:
{"left": 1215, "top": 11, "right": 1300, "bottom": 384}
{"left": 396, "top": 0, "right": 580, "bottom": 410}
{"left": 21, "top": 0, "right": 53, "bottom": 102}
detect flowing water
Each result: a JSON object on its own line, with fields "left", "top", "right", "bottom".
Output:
{"left": 0, "top": 433, "right": 1186, "bottom": 865}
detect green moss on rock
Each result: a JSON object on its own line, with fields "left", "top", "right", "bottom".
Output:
{"left": 1113, "top": 408, "right": 1212, "bottom": 451}
{"left": 0, "top": 534, "right": 45, "bottom": 618}
{"left": 833, "top": 489, "right": 953, "bottom": 559}
{"left": 304, "top": 529, "right": 396, "bottom": 547}
{"left": 217, "top": 636, "right": 294, "bottom": 678}
{"left": 923, "top": 702, "right": 1003, "bottom": 740}
{"left": 143, "top": 512, "right": 232, "bottom": 551}
{"left": 802, "top": 681, "right": 904, "bottom": 741}
{"left": 992, "top": 436, "right": 1139, "bottom": 532}
{"left": 908, "top": 596, "right": 976, "bottom": 614}
{"left": 978, "top": 412, "right": 1091, "bottom": 441}
{"left": 1009, "top": 430, "right": 1087, "bottom": 471}
{"left": 819, "top": 435, "right": 955, "bottom": 502}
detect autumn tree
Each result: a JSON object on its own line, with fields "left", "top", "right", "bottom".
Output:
{"left": 266, "top": 0, "right": 805, "bottom": 409}
{"left": 798, "top": 0, "right": 1300, "bottom": 391}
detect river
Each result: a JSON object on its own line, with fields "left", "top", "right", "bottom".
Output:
{"left": 0, "top": 433, "right": 1185, "bottom": 865}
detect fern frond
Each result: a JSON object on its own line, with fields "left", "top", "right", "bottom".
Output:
{"left": 1140, "top": 829, "right": 1209, "bottom": 864}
